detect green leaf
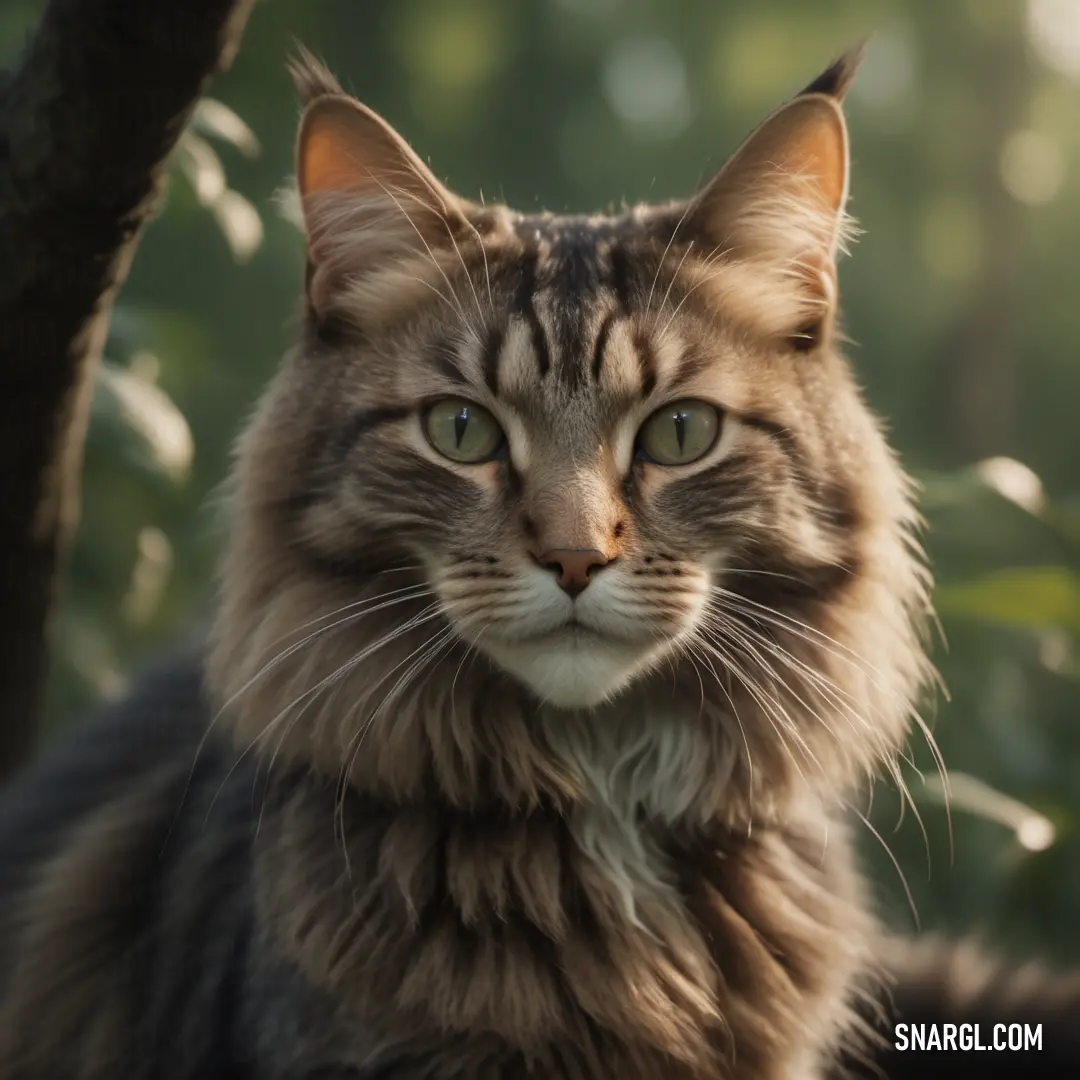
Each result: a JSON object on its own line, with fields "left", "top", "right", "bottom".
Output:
{"left": 936, "top": 566, "right": 1080, "bottom": 633}
{"left": 192, "top": 98, "right": 261, "bottom": 158}
{"left": 920, "top": 461, "right": 1077, "bottom": 583}
{"left": 208, "top": 189, "right": 264, "bottom": 262}
{"left": 93, "top": 360, "right": 194, "bottom": 484}
{"left": 920, "top": 771, "right": 1057, "bottom": 852}
{"left": 175, "top": 131, "right": 227, "bottom": 206}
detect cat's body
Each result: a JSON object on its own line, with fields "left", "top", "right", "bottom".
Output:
{"left": 0, "top": 647, "right": 1076, "bottom": 1079}
{"left": 0, "top": 46, "right": 1073, "bottom": 1080}
{"left": 0, "top": 642, "right": 855, "bottom": 1078}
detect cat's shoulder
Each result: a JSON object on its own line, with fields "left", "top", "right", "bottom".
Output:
{"left": 0, "top": 638, "right": 210, "bottom": 840}
{"left": 0, "top": 634, "right": 259, "bottom": 920}
{"left": 0, "top": 639, "right": 261, "bottom": 1077}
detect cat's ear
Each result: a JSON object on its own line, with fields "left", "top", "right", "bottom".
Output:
{"left": 685, "top": 45, "right": 863, "bottom": 348}
{"left": 291, "top": 52, "right": 467, "bottom": 320}
{"left": 297, "top": 97, "right": 460, "bottom": 220}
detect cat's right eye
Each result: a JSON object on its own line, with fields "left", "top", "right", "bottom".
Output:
{"left": 424, "top": 397, "right": 505, "bottom": 463}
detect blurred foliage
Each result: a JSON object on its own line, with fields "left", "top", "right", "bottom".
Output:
{"left": 5, "top": 0, "right": 1080, "bottom": 960}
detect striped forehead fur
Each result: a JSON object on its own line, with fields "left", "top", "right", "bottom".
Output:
{"left": 303, "top": 186, "right": 849, "bottom": 349}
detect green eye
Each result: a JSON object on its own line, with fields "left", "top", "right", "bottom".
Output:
{"left": 637, "top": 400, "right": 720, "bottom": 466}
{"left": 424, "top": 397, "right": 505, "bottom": 463}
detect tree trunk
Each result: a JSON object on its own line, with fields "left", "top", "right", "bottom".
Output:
{"left": 0, "top": 0, "right": 257, "bottom": 780}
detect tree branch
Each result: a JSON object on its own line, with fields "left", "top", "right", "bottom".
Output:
{"left": 0, "top": 0, "right": 258, "bottom": 778}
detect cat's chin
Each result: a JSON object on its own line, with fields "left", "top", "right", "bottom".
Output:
{"left": 481, "top": 628, "right": 657, "bottom": 710}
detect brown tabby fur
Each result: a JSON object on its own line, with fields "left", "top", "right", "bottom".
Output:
{"left": 207, "top": 45, "right": 933, "bottom": 1079}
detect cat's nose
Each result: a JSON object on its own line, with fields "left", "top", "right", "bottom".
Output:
{"left": 537, "top": 548, "right": 610, "bottom": 599}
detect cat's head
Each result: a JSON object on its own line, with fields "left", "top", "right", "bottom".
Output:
{"left": 211, "top": 47, "right": 931, "bottom": 813}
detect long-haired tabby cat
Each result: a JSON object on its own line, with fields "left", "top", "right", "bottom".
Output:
{"left": 0, "top": 44, "right": 1076, "bottom": 1080}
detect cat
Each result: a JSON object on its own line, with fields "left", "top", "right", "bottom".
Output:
{"left": 0, "top": 43, "right": 1073, "bottom": 1080}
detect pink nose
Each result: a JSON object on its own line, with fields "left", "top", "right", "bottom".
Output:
{"left": 537, "top": 548, "right": 610, "bottom": 599}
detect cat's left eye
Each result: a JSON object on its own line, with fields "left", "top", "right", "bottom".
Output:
{"left": 637, "top": 400, "right": 720, "bottom": 466}
{"left": 424, "top": 397, "right": 505, "bottom": 463}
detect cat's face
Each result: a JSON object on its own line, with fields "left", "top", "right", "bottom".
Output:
{"left": 212, "top": 50, "right": 929, "bottom": 807}
{"left": 336, "top": 231, "right": 741, "bottom": 709}
{"left": 294, "top": 206, "right": 854, "bottom": 710}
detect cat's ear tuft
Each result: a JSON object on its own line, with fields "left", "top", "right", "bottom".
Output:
{"left": 294, "top": 85, "right": 466, "bottom": 321}
{"left": 685, "top": 51, "right": 862, "bottom": 348}
{"left": 288, "top": 44, "right": 345, "bottom": 105}
{"left": 798, "top": 40, "right": 868, "bottom": 101}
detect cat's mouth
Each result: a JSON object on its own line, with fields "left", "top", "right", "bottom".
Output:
{"left": 521, "top": 612, "right": 652, "bottom": 648}
{"left": 530, "top": 621, "right": 606, "bottom": 644}
{"left": 475, "top": 618, "right": 664, "bottom": 708}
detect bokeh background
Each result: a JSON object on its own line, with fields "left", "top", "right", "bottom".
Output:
{"left": 4, "top": 0, "right": 1080, "bottom": 961}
